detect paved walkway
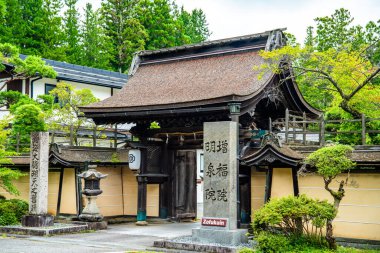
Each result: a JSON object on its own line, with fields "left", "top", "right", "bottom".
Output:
{"left": 0, "top": 222, "right": 200, "bottom": 253}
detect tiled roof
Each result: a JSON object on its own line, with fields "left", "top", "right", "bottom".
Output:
{"left": 20, "top": 55, "right": 128, "bottom": 88}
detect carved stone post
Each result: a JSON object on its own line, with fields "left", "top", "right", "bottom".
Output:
{"left": 22, "top": 132, "right": 54, "bottom": 227}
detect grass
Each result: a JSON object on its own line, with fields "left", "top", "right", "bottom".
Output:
{"left": 238, "top": 246, "right": 380, "bottom": 253}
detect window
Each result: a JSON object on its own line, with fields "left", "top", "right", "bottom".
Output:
{"left": 45, "top": 84, "right": 58, "bottom": 103}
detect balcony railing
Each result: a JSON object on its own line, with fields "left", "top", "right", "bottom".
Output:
{"left": 6, "top": 125, "right": 132, "bottom": 153}
{"left": 271, "top": 109, "right": 380, "bottom": 146}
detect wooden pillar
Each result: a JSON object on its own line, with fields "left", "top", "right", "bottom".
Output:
{"left": 320, "top": 115, "right": 325, "bottom": 146}
{"left": 264, "top": 167, "right": 273, "bottom": 203}
{"left": 285, "top": 108, "right": 289, "bottom": 143}
{"left": 159, "top": 143, "right": 169, "bottom": 219}
{"left": 361, "top": 114, "right": 366, "bottom": 145}
{"left": 136, "top": 148, "right": 148, "bottom": 225}
{"left": 137, "top": 179, "right": 148, "bottom": 224}
{"left": 292, "top": 167, "right": 299, "bottom": 196}
{"left": 56, "top": 168, "right": 64, "bottom": 217}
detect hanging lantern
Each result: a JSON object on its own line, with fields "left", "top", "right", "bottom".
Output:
{"left": 129, "top": 149, "right": 141, "bottom": 171}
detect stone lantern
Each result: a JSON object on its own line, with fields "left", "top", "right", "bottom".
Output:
{"left": 78, "top": 165, "right": 108, "bottom": 222}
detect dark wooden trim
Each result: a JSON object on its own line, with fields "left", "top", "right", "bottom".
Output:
{"left": 120, "top": 167, "right": 125, "bottom": 215}
{"left": 75, "top": 167, "right": 80, "bottom": 216}
{"left": 264, "top": 167, "right": 273, "bottom": 203}
{"left": 25, "top": 78, "right": 30, "bottom": 95}
{"left": 56, "top": 168, "right": 64, "bottom": 216}
{"left": 292, "top": 167, "right": 299, "bottom": 196}
{"left": 75, "top": 166, "right": 83, "bottom": 216}
{"left": 137, "top": 148, "right": 148, "bottom": 221}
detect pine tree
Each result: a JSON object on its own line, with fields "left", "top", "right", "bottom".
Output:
{"left": 137, "top": 0, "right": 177, "bottom": 50}
{"left": 304, "top": 26, "right": 314, "bottom": 47}
{"left": 40, "top": 0, "right": 66, "bottom": 61}
{"left": 81, "top": 3, "right": 112, "bottom": 70}
{"left": 176, "top": 7, "right": 210, "bottom": 45}
{"left": 63, "top": 0, "right": 81, "bottom": 64}
{"left": 101, "top": 0, "right": 147, "bottom": 72}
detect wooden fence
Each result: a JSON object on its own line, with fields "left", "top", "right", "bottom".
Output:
{"left": 7, "top": 125, "right": 131, "bottom": 153}
{"left": 271, "top": 109, "right": 380, "bottom": 146}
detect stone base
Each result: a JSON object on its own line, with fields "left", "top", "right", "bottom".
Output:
{"left": 72, "top": 221, "right": 108, "bottom": 230}
{"left": 79, "top": 213, "right": 103, "bottom": 222}
{"left": 0, "top": 223, "right": 87, "bottom": 236}
{"left": 135, "top": 220, "right": 148, "bottom": 226}
{"left": 192, "top": 228, "right": 248, "bottom": 246}
{"left": 22, "top": 215, "right": 54, "bottom": 227}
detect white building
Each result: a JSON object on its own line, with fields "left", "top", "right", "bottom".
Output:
{"left": 1, "top": 56, "right": 128, "bottom": 117}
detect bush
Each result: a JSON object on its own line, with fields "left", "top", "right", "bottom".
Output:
{"left": 251, "top": 195, "right": 336, "bottom": 252}
{"left": 256, "top": 231, "right": 290, "bottom": 253}
{"left": 238, "top": 247, "right": 255, "bottom": 253}
{"left": 0, "top": 198, "right": 28, "bottom": 226}
{"left": 253, "top": 195, "right": 336, "bottom": 239}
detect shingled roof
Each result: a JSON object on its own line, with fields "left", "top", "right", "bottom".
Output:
{"left": 82, "top": 29, "right": 319, "bottom": 125}
{"left": 83, "top": 50, "right": 272, "bottom": 112}
{"left": 81, "top": 29, "right": 282, "bottom": 114}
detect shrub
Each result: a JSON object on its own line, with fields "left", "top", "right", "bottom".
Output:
{"left": 0, "top": 198, "right": 28, "bottom": 226}
{"left": 238, "top": 247, "right": 255, "bottom": 253}
{"left": 255, "top": 231, "right": 290, "bottom": 253}
{"left": 252, "top": 195, "right": 336, "bottom": 251}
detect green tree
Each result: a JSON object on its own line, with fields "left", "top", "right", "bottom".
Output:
{"left": 304, "top": 144, "right": 355, "bottom": 249}
{"left": 256, "top": 44, "right": 380, "bottom": 118}
{"left": 48, "top": 82, "right": 99, "bottom": 145}
{"left": 10, "top": 104, "right": 47, "bottom": 150}
{"left": 81, "top": 3, "right": 113, "bottom": 69}
{"left": 0, "top": 43, "right": 57, "bottom": 91}
{"left": 0, "top": 118, "right": 25, "bottom": 196}
{"left": 101, "top": 0, "right": 147, "bottom": 72}
{"left": 0, "top": 0, "right": 65, "bottom": 60}
{"left": 175, "top": 7, "right": 210, "bottom": 45}
{"left": 40, "top": 0, "right": 66, "bottom": 61}
{"left": 137, "top": 0, "right": 177, "bottom": 50}
{"left": 63, "top": 0, "right": 81, "bottom": 64}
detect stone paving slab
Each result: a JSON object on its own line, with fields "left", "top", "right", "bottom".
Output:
{"left": 0, "top": 223, "right": 88, "bottom": 236}
{"left": 0, "top": 222, "right": 200, "bottom": 253}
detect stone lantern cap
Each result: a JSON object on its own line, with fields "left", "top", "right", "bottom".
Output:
{"left": 78, "top": 168, "right": 108, "bottom": 180}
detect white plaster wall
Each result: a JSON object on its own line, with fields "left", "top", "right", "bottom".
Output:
{"left": 30, "top": 77, "right": 121, "bottom": 101}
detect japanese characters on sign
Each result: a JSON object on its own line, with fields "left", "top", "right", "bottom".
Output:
{"left": 204, "top": 140, "right": 228, "bottom": 153}
{"left": 203, "top": 121, "right": 238, "bottom": 230}
{"left": 29, "top": 134, "right": 40, "bottom": 213}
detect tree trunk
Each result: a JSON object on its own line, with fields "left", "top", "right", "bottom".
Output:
{"left": 326, "top": 219, "right": 336, "bottom": 250}
{"left": 340, "top": 100, "right": 361, "bottom": 119}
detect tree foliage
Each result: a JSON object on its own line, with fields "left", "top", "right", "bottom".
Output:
{"left": 304, "top": 144, "right": 355, "bottom": 249}
{"left": 257, "top": 44, "right": 380, "bottom": 118}
{"left": 0, "top": 0, "right": 210, "bottom": 72}
{"left": 81, "top": 3, "right": 113, "bottom": 69}
{"left": 252, "top": 195, "right": 335, "bottom": 252}
{"left": 48, "top": 82, "right": 99, "bottom": 145}
{"left": 0, "top": 118, "right": 25, "bottom": 195}
{"left": 63, "top": 0, "right": 81, "bottom": 63}
{"left": 0, "top": 43, "right": 56, "bottom": 91}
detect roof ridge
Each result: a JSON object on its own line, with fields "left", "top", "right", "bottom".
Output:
{"left": 138, "top": 28, "right": 286, "bottom": 56}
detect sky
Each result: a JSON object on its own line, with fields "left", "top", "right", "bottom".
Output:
{"left": 77, "top": 0, "right": 380, "bottom": 43}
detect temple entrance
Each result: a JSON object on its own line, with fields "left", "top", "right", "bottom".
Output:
{"left": 172, "top": 150, "right": 197, "bottom": 220}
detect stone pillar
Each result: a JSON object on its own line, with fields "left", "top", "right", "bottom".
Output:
{"left": 192, "top": 121, "right": 247, "bottom": 245}
{"left": 22, "top": 132, "right": 54, "bottom": 227}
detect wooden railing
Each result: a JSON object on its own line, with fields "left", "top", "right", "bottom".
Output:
{"left": 6, "top": 125, "right": 131, "bottom": 153}
{"left": 271, "top": 108, "right": 380, "bottom": 146}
